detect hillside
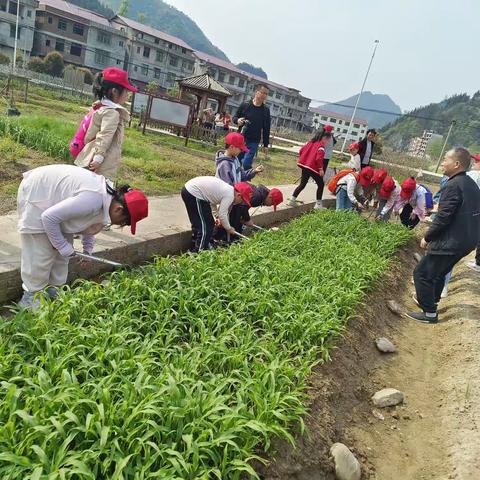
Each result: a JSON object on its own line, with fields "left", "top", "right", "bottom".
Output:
{"left": 236, "top": 62, "right": 268, "bottom": 79}
{"left": 319, "top": 91, "right": 402, "bottom": 129}
{"left": 381, "top": 92, "right": 480, "bottom": 150}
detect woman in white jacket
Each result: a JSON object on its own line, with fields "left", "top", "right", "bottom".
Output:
{"left": 17, "top": 164, "right": 148, "bottom": 309}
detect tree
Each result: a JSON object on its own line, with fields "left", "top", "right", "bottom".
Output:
{"left": 118, "top": 0, "right": 129, "bottom": 15}
{"left": 0, "top": 53, "right": 10, "bottom": 65}
{"left": 78, "top": 67, "right": 93, "bottom": 85}
{"left": 137, "top": 12, "right": 146, "bottom": 23}
{"left": 147, "top": 81, "right": 160, "bottom": 95}
{"left": 27, "top": 57, "right": 45, "bottom": 73}
{"left": 43, "top": 51, "right": 64, "bottom": 77}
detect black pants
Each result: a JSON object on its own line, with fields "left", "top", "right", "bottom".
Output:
{"left": 181, "top": 187, "right": 215, "bottom": 252}
{"left": 400, "top": 204, "right": 420, "bottom": 229}
{"left": 293, "top": 167, "right": 324, "bottom": 201}
{"left": 213, "top": 205, "right": 244, "bottom": 243}
{"left": 476, "top": 240, "right": 480, "bottom": 266}
{"left": 414, "top": 253, "right": 466, "bottom": 313}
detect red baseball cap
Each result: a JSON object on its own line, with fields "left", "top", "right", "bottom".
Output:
{"left": 323, "top": 125, "right": 334, "bottom": 132}
{"left": 359, "top": 166, "right": 374, "bottom": 187}
{"left": 124, "top": 189, "right": 148, "bottom": 234}
{"left": 269, "top": 188, "right": 283, "bottom": 211}
{"left": 225, "top": 132, "right": 249, "bottom": 152}
{"left": 400, "top": 177, "right": 416, "bottom": 200}
{"left": 471, "top": 154, "right": 480, "bottom": 162}
{"left": 348, "top": 142, "right": 360, "bottom": 152}
{"left": 379, "top": 176, "right": 396, "bottom": 199}
{"left": 234, "top": 182, "right": 253, "bottom": 207}
{"left": 372, "top": 168, "right": 388, "bottom": 185}
{"left": 102, "top": 67, "right": 137, "bottom": 92}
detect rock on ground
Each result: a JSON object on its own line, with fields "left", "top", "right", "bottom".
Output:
{"left": 376, "top": 337, "right": 397, "bottom": 353}
{"left": 372, "top": 388, "right": 405, "bottom": 408}
{"left": 387, "top": 300, "right": 403, "bottom": 316}
{"left": 330, "top": 443, "right": 362, "bottom": 480}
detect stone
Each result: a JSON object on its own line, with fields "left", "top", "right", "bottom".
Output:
{"left": 387, "top": 300, "right": 403, "bottom": 316}
{"left": 330, "top": 443, "right": 362, "bottom": 480}
{"left": 375, "top": 337, "right": 397, "bottom": 353}
{"left": 372, "top": 409, "right": 385, "bottom": 421}
{"left": 372, "top": 388, "right": 405, "bottom": 408}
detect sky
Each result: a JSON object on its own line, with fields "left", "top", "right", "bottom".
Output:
{"left": 164, "top": 0, "right": 479, "bottom": 112}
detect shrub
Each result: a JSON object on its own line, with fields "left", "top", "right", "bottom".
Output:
{"left": 43, "top": 51, "right": 64, "bottom": 77}
{"left": 78, "top": 67, "right": 93, "bottom": 85}
{"left": 0, "top": 53, "right": 10, "bottom": 65}
{"left": 27, "top": 57, "right": 45, "bottom": 73}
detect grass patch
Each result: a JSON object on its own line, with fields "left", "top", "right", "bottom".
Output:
{"left": 0, "top": 212, "right": 412, "bottom": 479}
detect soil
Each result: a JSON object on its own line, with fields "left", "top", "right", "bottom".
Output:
{"left": 257, "top": 244, "right": 480, "bottom": 480}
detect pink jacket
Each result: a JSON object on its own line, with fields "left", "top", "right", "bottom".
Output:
{"left": 297, "top": 141, "right": 325, "bottom": 174}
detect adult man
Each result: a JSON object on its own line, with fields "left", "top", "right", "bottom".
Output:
{"left": 406, "top": 148, "right": 480, "bottom": 324}
{"left": 233, "top": 84, "right": 271, "bottom": 169}
{"left": 358, "top": 129, "right": 377, "bottom": 169}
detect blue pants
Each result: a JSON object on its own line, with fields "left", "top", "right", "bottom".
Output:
{"left": 336, "top": 187, "right": 353, "bottom": 210}
{"left": 240, "top": 142, "right": 259, "bottom": 169}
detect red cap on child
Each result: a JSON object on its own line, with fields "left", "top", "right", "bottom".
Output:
{"left": 269, "top": 188, "right": 283, "bottom": 211}
{"left": 471, "top": 154, "right": 480, "bottom": 162}
{"left": 124, "top": 189, "right": 148, "bottom": 234}
{"left": 225, "top": 132, "right": 249, "bottom": 152}
{"left": 234, "top": 182, "right": 253, "bottom": 207}
{"left": 372, "top": 168, "right": 388, "bottom": 185}
{"left": 323, "top": 125, "right": 334, "bottom": 132}
{"left": 359, "top": 166, "right": 374, "bottom": 187}
{"left": 379, "top": 176, "right": 396, "bottom": 199}
{"left": 400, "top": 177, "right": 417, "bottom": 200}
{"left": 348, "top": 142, "right": 360, "bottom": 152}
{"left": 102, "top": 67, "right": 138, "bottom": 92}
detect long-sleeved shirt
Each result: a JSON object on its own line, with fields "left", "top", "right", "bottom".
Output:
{"left": 337, "top": 173, "right": 362, "bottom": 205}
{"left": 380, "top": 180, "right": 401, "bottom": 216}
{"left": 467, "top": 170, "right": 480, "bottom": 189}
{"left": 394, "top": 185, "right": 427, "bottom": 219}
{"left": 41, "top": 191, "right": 103, "bottom": 257}
{"left": 215, "top": 151, "right": 256, "bottom": 185}
{"left": 324, "top": 135, "right": 337, "bottom": 159}
{"left": 233, "top": 100, "right": 271, "bottom": 147}
{"left": 185, "top": 176, "right": 234, "bottom": 230}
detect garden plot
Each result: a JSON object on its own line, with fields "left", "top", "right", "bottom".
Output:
{"left": 0, "top": 211, "right": 411, "bottom": 479}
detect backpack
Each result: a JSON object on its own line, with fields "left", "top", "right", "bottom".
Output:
{"left": 69, "top": 104, "right": 102, "bottom": 158}
{"left": 419, "top": 184, "right": 434, "bottom": 209}
{"left": 327, "top": 169, "right": 359, "bottom": 194}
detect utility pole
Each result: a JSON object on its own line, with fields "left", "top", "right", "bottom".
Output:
{"left": 435, "top": 120, "right": 456, "bottom": 173}
{"left": 13, "top": 0, "right": 20, "bottom": 70}
{"left": 341, "top": 40, "right": 380, "bottom": 153}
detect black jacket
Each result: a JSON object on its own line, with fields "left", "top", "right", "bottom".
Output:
{"left": 358, "top": 137, "right": 375, "bottom": 165}
{"left": 425, "top": 171, "right": 480, "bottom": 255}
{"left": 237, "top": 184, "right": 270, "bottom": 222}
{"left": 233, "top": 101, "right": 271, "bottom": 147}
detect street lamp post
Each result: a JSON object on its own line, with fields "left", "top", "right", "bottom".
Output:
{"left": 341, "top": 40, "right": 380, "bottom": 153}
{"left": 434, "top": 120, "right": 456, "bottom": 173}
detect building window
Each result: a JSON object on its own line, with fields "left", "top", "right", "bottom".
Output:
{"left": 329, "top": 118, "right": 337, "bottom": 123}
{"left": 141, "top": 64, "right": 148, "bottom": 75}
{"left": 238, "top": 79, "right": 245, "bottom": 88}
{"left": 228, "top": 75, "right": 235, "bottom": 85}
{"left": 343, "top": 129, "right": 348, "bottom": 133}
{"left": 154, "top": 38, "right": 159, "bottom": 44}
{"left": 134, "top": 66, "right": 138, "bottom": 72}
{"left": 345, "top": 121, "right": 350, "bottom": 126}
{"left": 143, "top": 46, "right": 150, "bottom": 58}
{"left": 9, "top": 24, "right": 20, "bottom": 39}
{"left": 116, "top": 59, "right": 121, "bottom": 65}
{"left": 70, "top": 43, "right": 82, "bottom": 56}
{"left": 275, "top": 92, "right": 281, "bottom": 99}
{"left": 8, "top": 1, "right": 18, "bottom": 15}
{"left": 338, "top": 119, "right": 342, "bottom": 124}
{"left": 154, "top": 68, "right": 161, "bottom": 79}
{"left": 0, "top": 0, "right": 6, "bottom": 12}
{"left": 321, "top": 115, "right": 328, "bottom": 121}
{"left": 218, "top": 71, "right": 225, "bottom": 82}
{"left": 182, "top": 47, "right": 186, "bottom": 54}
{"left": 136, "top": 46, "right": 140, "bottom": 54}
{"left": 55, "top": 40, "right": 64, "bottom": 52}
{"left": 168, "top": 43, "right": 173, "bottom": 49}
{"left": 351, "top": 131, "right": 358, "bottom": 136}
{"left": 353, "top": 123, "right": 360, "bottom": 129}
{"left": 45, "top": 39, "right": 50, "bottom": 46}
{"left": 58, "top": 19, "right": 67, "bottom": 31}
{"left": 169, "top": 55, "right": 178, "bottom": 67}
{"left": 136, "top": 33, "right": 143, "bottom": 39}
{"left": 119, "top": 40, "right": 124, "bottom": 47}
{"left": 97, "top": 31, "right": 111, "bottom": 45}
{"left": 27, "top": 9, "right": 31, "bottom": 17}
{"left": 94, "top": 49, "right": 109, "bottom": 65}
{"left": 298, "top": 101, "right": 303, "bottom": 108}
{"left": 73, "top": 23, "right": 84, "bottom": 35}
{"left": 167, "top": 72, "right": 175, "bottom": 85}
{"left": 48, "top": 16, "right": 52, "bottom": 24}
{"left": 156, "top": 50, "right": 164, "bottom": 62}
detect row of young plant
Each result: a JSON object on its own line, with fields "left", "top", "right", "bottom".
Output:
{"left": 0, "top": 211, "right": 412, "bottom": 479}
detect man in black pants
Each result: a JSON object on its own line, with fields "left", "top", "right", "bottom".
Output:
{"left": 406, "top": 148, "right": 480, "bottom": 323}
{"left": 358, "top": 129, "right": 377, "bottom": 170}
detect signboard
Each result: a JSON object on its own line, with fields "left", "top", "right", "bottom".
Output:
{"left": 132, "top": 93, "right": 149, "bottom": 114}
{"left": 149, "top": 97, "right": 190, "bottom": 127}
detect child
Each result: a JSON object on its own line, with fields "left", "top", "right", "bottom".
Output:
{"left": 394, "top": 177, "right": 428, "bottom": 229}
{"left": 236, "top": 184, "right": 283, "bottom": 228}
{"left": 322, "top": 125, "right": 337, "bottom": 172}
{"left": 347, "top": 142, "right": 361, "bottom": 170}
{"left": 289, "top": 130, "right": 332, "bottom": 209}
{"left": 17, "top": 164, "right": 148, "bottom": 309}
{"left": 375, "top": 176, "right": 401, "bottom": 221}
{"left": 181, "top": 177, "right": 253, "bottom": 252}
{"left": 334, "top": 167, "right": 373, "bottom": 211}
{"left": 74, "top": 67, "right": 136, "bottom": 181}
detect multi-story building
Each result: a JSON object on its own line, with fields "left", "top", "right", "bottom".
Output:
{"left": 34, "top": 0, "right": 126, "bottom": 71}
{"left": 310, "top": 107, "right": 368, "bottom": 142}
{"left": 193, "top": 50, "right": 312, "bottom": 132}
{"left": 0, "top": 0, "right": 38, "bottom": 61}
{"left": 408, "top": 130, "right": 443, "bottom": 158}
{"left": 110, "top": 15, "right": 195, "bottom": 89}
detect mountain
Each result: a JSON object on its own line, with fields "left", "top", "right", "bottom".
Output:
{"left": 69, "top": 0, "right": 114, "bottom": 17}
{"left": 318, "top": 91, "right": 402, "bottom": 129}
{"left": 236, "top": 62, "right": 268, "bottom": 79}
{"left": 380, "top": 92, "right": 480, "bottom": 150}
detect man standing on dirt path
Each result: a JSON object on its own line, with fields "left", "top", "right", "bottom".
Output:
{"left": 406, "top": 147, "right": 480, "bottom": 324}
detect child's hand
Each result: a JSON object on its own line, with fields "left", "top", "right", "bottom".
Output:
{"left": 319, "top": 168, "right": 324, "bottom": 177}
{"left": 255, "top": 165, "right": 265, "bottom": 173}
{"left": 88, "top": 161, "right": 101, "bottom": 173}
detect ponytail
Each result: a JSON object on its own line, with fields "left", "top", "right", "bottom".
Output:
{"left": 107, "top": 184, "right": 132, "bottom": 225}
{"left": 93, "top": 72, "right": 126, "bottom": 101}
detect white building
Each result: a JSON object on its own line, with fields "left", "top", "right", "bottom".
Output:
{"left": 408, "top": 130, "right": 443, "bottom": 158}
{"left": 310, "top": 107, "right": 368, "bottom": 142}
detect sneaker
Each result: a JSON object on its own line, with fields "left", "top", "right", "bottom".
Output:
{"left": 288, "top": 198, "right": 301, "bottom": 207}
{"left": 405, "top": 311, "right": 439, "bottom": 324}
{"left": 18, "top": 291, "right": 41, "bottom": 310}
{"left": 314, "top": 202, "right": 326, "bottom": 210}
{"left": 466, "top": 260, "right": 480, "bottom": 273}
